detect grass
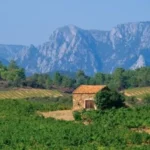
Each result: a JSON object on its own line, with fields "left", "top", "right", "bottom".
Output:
{"left": 0, "top": 88, "right": 62, "bottom": 99}
{"left": 124, "top": 87, "right": 150, "bottom": 99}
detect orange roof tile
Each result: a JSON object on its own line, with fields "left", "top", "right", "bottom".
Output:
{"left": 73, "top": 85, "right": 107, "bottom": 94}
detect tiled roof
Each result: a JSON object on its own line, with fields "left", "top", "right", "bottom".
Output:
{"left": 73, "top": 85, "right": 107, "bottom": 94}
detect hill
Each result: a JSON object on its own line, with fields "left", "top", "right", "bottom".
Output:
{"left": 0, "top": 88, "right": 62, "bottom": 99}
{"left": 0, "top": 21, "right": 150, "bottom": 75}
{"left": 124, "top": 87, "right": 150, "bottom": 99}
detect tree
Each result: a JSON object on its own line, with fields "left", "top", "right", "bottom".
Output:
{"left": 76, "top": 70, "right": 85, "bottom": 77}
{"left": 136, "top": 67, "right": 150, "bottom": 87}
{"left": 88, "top": 77, "right": 96, "bottom": 85}
{"left": 123, "top": 70, "right": 138, "bottom": 88}
{"left": 109, "top": 68, "right": 126, "bottom": 90}
{"left": 13, "top": 76, "right": 23, "bottom": 87}
{"left": 0, "top": 62, "right": 6, "bottom": 80}
{"left": 8, "top": 60, "right": 18, "bottom": 70}
{"left": 53, "top": 72, "right": 62, "bottom": 86}
{"left": 37, "top": 75, "right": 45, "bottom": 87}
{"left": 61, "top": 76, "right": 73, "bottom": 87}
{"left": 94, "top": 73, "right": 105, "bottom": 84}
{"left": 0, "top": 61, "right": 4, "bottom": 68}
{"left": 75, "top": 70, "right": 88, "bottom": 87}
{"left": 16, "top": 68, "right": 26, "bottom": 80}
{"left": 45, "top": 78, "right": 53, "bottom": 89}
{"left": 95, "top": 89, "right": 125, "bottom": 110}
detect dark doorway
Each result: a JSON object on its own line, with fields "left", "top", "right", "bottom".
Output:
{"left": 85, "top": 100, "right": 94, "bottom": 109}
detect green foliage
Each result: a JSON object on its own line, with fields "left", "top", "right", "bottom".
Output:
{"left": 75, "top": 70, "right": 89, "bottom": 87}
{"left": 125, "top": 96, "right": 138, "bottom": 106}
{"left": 143, "top": 94, "right": 150, "bottom": 105}
{"left": 1, "top": 61, "right": 150, "bottom": 91}
{"left": 73, "top": 111, "right": 82, "bottom": 121}
{"left": 95, "top": 89, "right": 125, "bottom": 110}
{"left": 8, "top": 60, "right": 19, "bottom": 70}
{"left": 1, "top": 99, "right": 150, "bottom": 149}
{"left": 94, "top": 72, "right": 105, "bottom": 84}
{"left": 0, "top": 60, "right": 25, "bottom": 87}
{"left": 53, "top": 72, "right": 62, "bottom": 86}
{"left": 109, "top": 68, "right": 126, "bottom": 90}
{"left": 71, "top": 67, "right": 150, "bottom": 91}
{"left": 26, "top": 73, "right": 52, "bottom": 89}
{"left": 108, "top": 67, "right": 150, "bottom": 90}
{"left": 61, "top": 76, "right": 73, "bottom": 87}
{"left": 26, "top": 96, "right": 72, "bottom": 110}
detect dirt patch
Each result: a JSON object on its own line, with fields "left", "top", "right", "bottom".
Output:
{"left": 124, "top": 92, "right": 132, "bottom": 97}
{"left": 131, "top": 127, "right": 150, "bottom": 134}
{"left": 38, "top": 110, "right": 74, "bottom": 121}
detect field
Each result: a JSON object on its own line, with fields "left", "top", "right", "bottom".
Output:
{"left": 124, "top": 87, "right": 150, "bottom": 99}
{"left": 1, "top": 87, "right": 150, "bottom": 149}
{"left": 1, "top": 99, "right": 150, "bottom": 149}
{"left": 39, "top": 110, "right": 74, "bottom": 121}
{"left": 0, "top": 88, "right": 62, "bottom": 99}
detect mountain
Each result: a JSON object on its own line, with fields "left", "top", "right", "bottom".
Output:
{"left": 0, "top": 22, "right": 150, "bottom": 75}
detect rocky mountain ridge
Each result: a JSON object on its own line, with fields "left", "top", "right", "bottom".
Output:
{"left": 0, "top": 21, "right": 150, "bottom": 75}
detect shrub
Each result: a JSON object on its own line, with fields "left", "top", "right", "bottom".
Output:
{"left": 95, "top": 89, "right": 125, "bottom": 110}
{"left": 73, "top": 111, "right": 82, "bottom": 121}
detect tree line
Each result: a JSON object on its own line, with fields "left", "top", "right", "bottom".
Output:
{"left": 0, "top": 60, "right": 150, "bottom": 90}
{"left": 0, "top": 60, "right": 25, "bottom": 87}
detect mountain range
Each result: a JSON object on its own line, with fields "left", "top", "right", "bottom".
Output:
{"left": 0, "top": 21, "right": 150, "bottom": 75}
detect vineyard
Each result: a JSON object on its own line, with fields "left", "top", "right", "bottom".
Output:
{"left": 124, "top": 87, "right": 150, "bottom": 99}
{"left": 0, "top": 88, "right": 62, "bottom": 99}
{"left": 0, "top": 99, "right": 150, "bottom": 149}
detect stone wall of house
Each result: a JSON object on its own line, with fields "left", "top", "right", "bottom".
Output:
{"left": 73, "top": 93, "right": 96, "bottom": 110}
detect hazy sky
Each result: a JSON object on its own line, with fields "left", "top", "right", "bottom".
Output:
{"left": 0, "top": 0, "right": 150, "bottom": 45}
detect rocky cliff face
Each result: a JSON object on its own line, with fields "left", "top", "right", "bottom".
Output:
{"left": 0, "top": 22, "right": 150, "bottom": 75}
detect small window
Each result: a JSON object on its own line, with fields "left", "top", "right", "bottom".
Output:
{"left": 85, "top": 100, "right": 94, "bottom": 109}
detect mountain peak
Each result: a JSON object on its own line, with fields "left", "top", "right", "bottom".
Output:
{"left": 54, "top": 24, "right": 80, "bottom": 34}
{"left": 49, "top": 25, "right": 81, "bottom": 42}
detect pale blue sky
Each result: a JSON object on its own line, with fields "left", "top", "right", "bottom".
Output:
{"left": 0, "top": 0, "right": 150, "bottom": 45}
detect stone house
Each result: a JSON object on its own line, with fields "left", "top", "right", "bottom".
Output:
{"left": 73, "top": 85, "right": 108, "bottom": 110}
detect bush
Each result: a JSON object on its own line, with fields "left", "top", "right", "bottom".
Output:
{"left": 73, "top": 111, "right": 82, "bottom": 121}
{"left": 95, "top": 89, "right": 125, "bottom": 110}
